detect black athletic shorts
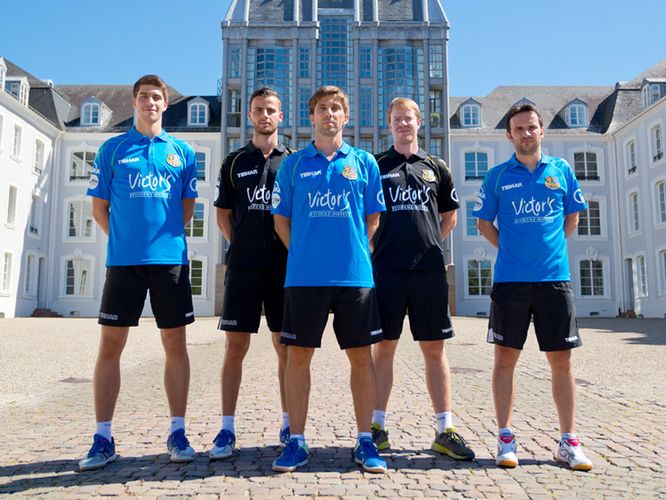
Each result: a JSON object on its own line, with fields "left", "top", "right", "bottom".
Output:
{"left": 218, "top": 266, "right": 286, "bottom": 333}
{"left": 375, "top": 271, "right": 454, "bottom": 341}
{"left": 281, "top": 287, "right": 383, "bottom": 349}
{"left": 98, "top": 265, "right": 195, "bottom": 329}
{"left": 487, "top": 281, "right": 582, "bottom": 351}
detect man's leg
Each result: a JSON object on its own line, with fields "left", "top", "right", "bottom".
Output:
{"left": 160, "top": 326, "right": 190, "bottom": 417}
{"left": 94, "top": 326, "right": 130, "bottom": 422}
{"left": 418, "top": 340, "right": 450, "bottom": 414}
{"left": 492, "top": 345, "right": 521, "bottom": 428}
{"left": 371, "top": 339, "right": 399, "bottom": 413}
{"left": 346, "top": 345, "right": 377, "bottom": 434}
{"left": 285, "top": 346, "right": 315, "bottom": 435}
{"left": 271, "top": 332, "right": 289, "bottom": 414}
{"left": 545, "top": 349, "right": 575, "bottom": 434}
{"left": 221, "top": 332, "right": 252, "bottom": 416}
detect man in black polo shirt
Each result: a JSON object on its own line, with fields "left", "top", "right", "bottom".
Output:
{"left": 209, "top": 87, "right": 291, "bottom": 459}
{"left": 371, "top": 98, "right": 475, "bottom": 460}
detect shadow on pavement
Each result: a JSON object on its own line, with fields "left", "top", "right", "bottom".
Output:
{"left": 578, "top": 318, "right": 666, "bottom": 346}
{"left": 0, "top": 447, "right": 562, "bottom": 493}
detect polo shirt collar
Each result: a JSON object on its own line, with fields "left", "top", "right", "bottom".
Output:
{"left": 245, "top": 141, "right": 287, "bottom": 156}
{"left": 129, "top": 127, "right": 168, "bottom": 142}
{"left": 509, "top": 152, "right": 549, "bottom": 170}
{"left": 387, "top": 145, "right": 428, "bottom": 161}
{"left": 305, "top": 140, "right": 351, "bottom": 158}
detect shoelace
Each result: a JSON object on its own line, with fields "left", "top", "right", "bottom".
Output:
{"left": 282, "top": 440, "right": 301, "bottom": 460}
{"left": 90, "top": 437, "right": 112, "bottom": 456}
{"left": 447, "top": 431, "right": 468, "bottom": 446}
{"left": 215, "top": 430, "right": 233, "bottom": 446}
{"left": 171, "top": 430, "right": 190, "bottom": 450}
{"left": 358, "top": 439, "right": 380, "bottom": 459}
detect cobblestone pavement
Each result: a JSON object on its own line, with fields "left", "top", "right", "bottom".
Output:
{"left": 1, "top": 316, "right": 665, "bottom": 498}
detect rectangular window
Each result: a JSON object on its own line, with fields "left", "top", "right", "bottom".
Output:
{"left": 228, "top": 45, "right": 241, "bottom": 79}
{"left": 629, "top": 192, "right": 640, "bottom": 233}
{"left": 24, "top": 254, "right": 35, "bottom": 295}
{"left": 467, "top": 259, "right": 492, "bottom": 296}
{"left": 189, "top": 104, "right": 207, "bottom": 125}
{"left": 2, "top": 252, "right": 12, "bottom": 293}
{"left": 429, "top": 45, "right": 443, "bottom": 79}
{"left": 360, "top": 46, "right": 372, "bottom": 78}
{"left": 7, "top": 185, "right": 17, "bottom": 226}
{"left": 33, "top": 139, "right": 45, "bottom": 174}
{"left": 227, "top": 89, "right": 241, "bottom": 127}
{"left": 0, "top": 114, "right": 4, "bottom": 149}
{"left": 573, "top": 152, "right": 599, "bottom": 180}
{"left": 29, "top": 197, "right": 39, "bottom": 235}
{"left": 67, "top": 200, "right": 93, "bottom": 239}
{"left": 12, "top": 125, "right": 21, "bottom": 157}
{"left": 577, "top": 200, "right": 601, "bottom": 236}
{"left": 70, "top": 151, "right": 96, "bottom": 181}
{"left": 185, "top": 202, "right": 205, "bottom": 238}
{"left": 580, "top": 260, "right": 604, "bottom": 296}
{"left": 358, "top": 139, "right": 373, "bottom": 153}
{"left": 190, "top": 259, "right": 204, "bottom": 296}
{"left": 626, "top": 140, "right": 637, "bottom": 174}
{"left": 465, "top": 201, "right": 479, "bottom": 237}
{"left": 298, "top": 86, "right": 311, "bottom": 127}
{"left": 661, "top": 250, "right": 666, "bottom": 293}
{"left": 429, "top": 139, "right": 442, "bottom": 157}
{"left": 637, "top": 255, "right": 647, "bottom": 297}
{"left": 299, "top": 47, "right": 310, "bottom": 78}
{"left": 65, "top": 259, "right": 91, "bottom": 296}
{"left": 652, "top": 124, "right": 663, "bottom": 162}
{"left": 461, "top": 104, "right": 480, "bottom": 127}
{"left": 359, "top": 88, "right": 373, "bottom": 127}
{"left": 430, "top": 90, "right": 443, "bottom": 127}
{"left": 296, "top": 138, "right": 311, "bottom": 150}
{"left": 195, "top": 152, "right": 207, "bottom": 181}
{"left": 657, "top": 181, "right": 666, "bottom": 225}
{"left": 464, "top": 151, "right": 488, "bottom": 180}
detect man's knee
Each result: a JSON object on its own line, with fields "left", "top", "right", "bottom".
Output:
{"left": 494, "top": 345, "right": 520, "bottom": 370}
{"left": 346, "top": 345, "right": 373, "bottom": 367}
{"left": 418, "top": 339, "right": 445, "bottom": 360}
{"left": 225, "top": 333, "right": 251, "bottom": 361}
{"left": 547, "top": 350, "right": 572, "bottom": 372}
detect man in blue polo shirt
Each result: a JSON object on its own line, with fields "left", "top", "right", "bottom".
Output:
{"left": 271, "top": 86, "right": 387, "bottom": 473}
{"left": 80, "top": 75, "right": 198, "bottom": 471}
{"left": 474, "top": 103, "right": 592, "bottom": 471}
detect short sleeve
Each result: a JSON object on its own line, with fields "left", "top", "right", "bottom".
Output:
{"left": 364, "top": 154, "right": 386, "bottom": 215}
{"left": 181, "top": 144, "right": 198, "bottom": 199}
{"left": 473, "top": 170, "right": 498, "bottom": 222}
{"left": 87, "top": 141, "right": 112, "bottom": 200}
{"left": 214, "top": 153, "right": 236, "bottom": 209}
{"left": 435, "top": 158, "right": 459, "bottom": 213}
{"left": 271, "top": 155, "right": 294, "bottom": 217}
{"left": 562, "top": 160, "right": 588, "bottom": 214}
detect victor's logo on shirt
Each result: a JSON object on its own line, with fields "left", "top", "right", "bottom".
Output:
{"left": 388, "top": 185, "right": 431, "bottom": 212}
{"left": 422, "top": 169, "right": 436, "bottom": 182}
{"left": 342, "top": 165, "right": 358, "bottom": 180}
{"left": 128, "top": 171, "right": 174, "bottom": 199}
{"left": 545, "top": 176, "right": 560, "bottom": 190}
{"left": 247, "top": 185, "right": 272, "bottom": 211}
{"left": 512, "top": 196, "right": 557, "bottom": 222}
{"left": 166, "top": 154, "right": 182, "bottom": 168}
{"left": 307, "top": 188, "right": 352, "bottom": 217}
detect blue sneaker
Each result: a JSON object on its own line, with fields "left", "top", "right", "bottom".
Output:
{"left": 272, "top": 438, "right": 309, "bottom": 472}
{"left": 209, "top": 429, "right": 236, "bottom": 460}
{"left": 279, "top": 426, "right": 290, "bottom": 445}
{"left": 167, "top": 428, "right": 195, "bottom": 463}
{"left": 79, "top": 434, "right": 117, "bottom": 472}
{"left": 353, "top": 436, "right": 387, "bottom": 473}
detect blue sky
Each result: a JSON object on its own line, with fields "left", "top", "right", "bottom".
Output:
{"left": 0, "top": 0, "right": 663, "bottom": 98}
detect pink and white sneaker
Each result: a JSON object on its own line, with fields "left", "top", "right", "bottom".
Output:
{"left": 555, "top": 435, "right": 593, "bottom": 471}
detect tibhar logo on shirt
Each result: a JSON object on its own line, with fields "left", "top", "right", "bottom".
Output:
{"left": 128, "top": 172, "right": 174, "bottom": 199}
{"left": 501, "top": 182, "right": 523, "bottom": 191}
{"left": 238, "top": 169, "right": 258, "bottom": 178}
{"left": 247, "top": 185, "right": 272, "bottom": 211}
{"left": 381, "top": 172, "right": 400, "bottom": 180}
{"left": 388, "top": 185, "right": 431, "bottom": 212}
{"left": 118, "top": 157, "right": 140, "bottom": 165}
{"left": 308, "top": 189, "right": 352, "bottom": 217}
{"left": 512, "top": 196, "right": 557, "bottom": 223}
{"left": 300, "top": 169, "right": 322, "bottom": 179}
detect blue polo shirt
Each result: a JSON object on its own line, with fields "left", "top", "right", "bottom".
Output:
{"left": 473, "top": 154, "right": 587, "bottom": 282}
{"left": 271, "top": 141, "right": 385, "bottom": 287}
{"left": 87, "top": 128, "right": 198, "bottom": 266}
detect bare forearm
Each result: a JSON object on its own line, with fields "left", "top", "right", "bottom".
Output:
{"left": 182, "top": 198, "right": 195, "bottom": 225}
{"left": 91, "top": 198, "right": 110, "bottom": 236}
{"left": 274, "top": 215, "right": 291, "bottom": 249}
{"left": 564, "top": 213, "right": 579, "bottom": 238}
{"left": 477, "top": 219, "right": 499, "bottom": 248}
{"left": 366, "top": 213, "right": 380, "bottom": 243}
{"left": 217, "top": 208, "right": 232, "bottom": 242}
{"left": 439, "top": 211, "right": 457, "bottom": 240}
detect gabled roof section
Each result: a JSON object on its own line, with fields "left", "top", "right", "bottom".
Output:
{"left": 624, "top": 60, "right": 666, "bottom": 89}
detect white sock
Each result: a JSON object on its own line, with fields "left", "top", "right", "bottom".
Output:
{"left": 291, "top": 434, "right": 306, "bottom": 447}
{"left": 372, "top": 410, "right": 386, "bottom": 429}
{"left": 357, "top": 432, "right": 372, "bottom": 445}
{"left": 170, "top": 416, "right": 185, "bottom": 434}
{"left": 499, "top": 427, "right": 513, "bottom": 437}
{"left": 282, "top": 412, "right": 290, "bottom": 430}
{"left": 222, "top": 415, "right": 235, "bottom": 434}
{"left": 561, "top": 432, "right": 577, "bottom": 443}
{"left": 96, "top": 421, "right": 112, "bottom": 441}
{"left": 436, "top": 411, "right": 453, "bottom": 433}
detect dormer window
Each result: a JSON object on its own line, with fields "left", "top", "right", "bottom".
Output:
{"left": 81, "top": 102, "right": 100, "bottom": 126}
{"left": 566, "top": 101, "right": 588, "bottom": 128}
{"left": 188, "top": 99, "right": 209, "bottom": 127}
{"left": 460, "top": 100, "right": 481, "bottom": 128}
{"left": 642, "top": 82, "right": 662, "bottom": 108}
{"left": 5, "top": 77, "right": 29, "bottom": 106}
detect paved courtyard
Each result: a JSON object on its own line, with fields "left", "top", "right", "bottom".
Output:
{"left": 1, "top": 316, "right": 665, "bottom": 498}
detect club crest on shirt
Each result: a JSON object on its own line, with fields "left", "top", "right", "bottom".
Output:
{"left": 166, "top": 154, "right": 182, "bottom": 167}
{"left": 422, "top": 168, "right": 436, "bottom": 182}
{"left": 545, "top": 176, "right": 560, "bottom": 190}
{"left": 342, "top": 165, "right": 358, "bottom": 180}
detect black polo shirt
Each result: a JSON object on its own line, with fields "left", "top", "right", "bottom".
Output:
{"left": 372, "top": 146, "right": 459, "bottom": 272}
{"left": 214, "top": 141, "right": 291, "bottom": 270}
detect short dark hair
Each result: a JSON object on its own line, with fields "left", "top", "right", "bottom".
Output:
{"left": 249, "top": 87, "right": 281, "bottom": 108}
{"left": 133, "top": 75, "right": 168, "bottom": 101}
{"left": 505, "top": 103, "right": 543, "bottom": 132}
{"left": 309, "top": 86, "right": 349, "bottom": 116}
